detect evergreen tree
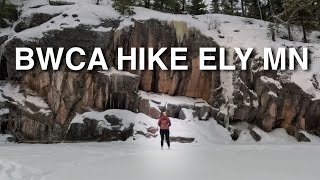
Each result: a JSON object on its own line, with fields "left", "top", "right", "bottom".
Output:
{"left": 144, "top": 0, "right": 151, "bottom": 8}
{"left": 268, "top": 0, "right": 283, "bottom": 15}
{"left": 280, "top": 0, "right": 319, "bottom": 42}
{"left": 266, "top": 0, "right": 283, "bottom": 41}
{"left": 210, "top": 0, "right": 220, "bottom": 13}
{"left": 0, "top": 0, "right": 18, "bottom": 28}
{"left": 165, "top": 0, "right": 182, "bottom": 14}
{"left": 247, "top": 0, "right": 262, "bottom": 19}
{"left": 221, "top": 0, "right": 239, "bottom": 15}
{"left": 153, "top": 0, "right": 181, "bottom": 13}
{"left": 240, "top": 0, "right": 245, "bottom": 16}
{"left": 152, "top": 0, "right": 164, "bottom": 11}
{"left": 181, "top": 0, "right": 187, "bottom": 12}
{"left": 113, "top": 0, "right": 135, "bottom": 15}
{"left": 188, "top": 0, "right": 207, "bottom": 15}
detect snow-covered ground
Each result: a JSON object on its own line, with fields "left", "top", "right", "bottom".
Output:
{"left": 1, "top": 135, "right": 320, "bottom": 180}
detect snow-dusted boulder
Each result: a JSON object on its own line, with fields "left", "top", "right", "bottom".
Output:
{"left": 66, "top": 114, "right": 134, "bottom": 142}
{"left": 165, "top": 103, "right": 181, "bottom": 118}
{"left": 66, "top": 110, "right": 159, "bottom": 142}
{"left": 194, "top": 104, "right": 212, "bottom": 121}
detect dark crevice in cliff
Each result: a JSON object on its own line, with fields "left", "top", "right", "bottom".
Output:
{"left": 107, "top": 92, "right": 129, "bottom": 110}
{"left": 0, "top": 56, "right": 8, "bottom": 80}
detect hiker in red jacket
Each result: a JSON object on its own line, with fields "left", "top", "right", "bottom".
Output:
{"left": 158, "top": 111, "right": 171, "bottom": 149}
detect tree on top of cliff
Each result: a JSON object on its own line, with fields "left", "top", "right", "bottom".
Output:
{"left": 113, "top": 0, "right": 136, "bottom": 15}
{"left": 0, "top": 0, "right": 18, "bottom": 28}
{"left": 271, "top": 0, "right": 320, "bottom": 42}
{"left": 221, "top": 0, "right": 240, "bottom": 15}
{"left": 188, "top": 0, "right": 207, "bottom": 15}
{"left": 210, "top": 0, "right": 221, "bottom": 14}
{"left": 152, "top": 0, "right": 182, "bottom": 14}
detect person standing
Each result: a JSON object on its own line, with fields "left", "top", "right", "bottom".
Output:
{"left": 158, "top": 112, "right": 171, "bottom": 149}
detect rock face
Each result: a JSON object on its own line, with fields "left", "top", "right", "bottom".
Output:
{"left": 0, "top": 82, "right": 54, "bottom": 142}
{"left": 113, "top": 20, "right": 221, "bottom": 102}
{"left": 227, "top": 55, "right": 320, "bottom": 139}
{"left": 254, "top": 76, "right": 320, "bottom": 134}
{"left": 2, "top": 15, "right": 320, "bottom": 142}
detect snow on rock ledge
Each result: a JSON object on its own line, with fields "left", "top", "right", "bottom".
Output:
{"left": 66, "top": 109, "right": 233, "bottom": 144}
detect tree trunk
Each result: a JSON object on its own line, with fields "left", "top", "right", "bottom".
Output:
{"left": 272, "top": 29, "right": 275, "bottom": 41}
{"left": 241, "top": 0, "right": 245, "bottom": 17}
{"left": 145, "top": 0, "right": 150, "bottom": 8}
{"left": 302, "top": 26, "right": 307, "bottom": 43}
{"left": 268, "top": 0, "right": 272, "bottom": 19}
{"left": 182, "top": 0, "right": 186, "bottom": 12}
{"left": 287, "top": 24, "right": 292, "bottom": 41}
{"left": 268, "top": 0, "right": 275, "bottom": 41}
{"left": 257, "top": 0, "right": 263, "bottom": 20}
{"left": 230, "top": 0, "right": 234, "bottom": 15}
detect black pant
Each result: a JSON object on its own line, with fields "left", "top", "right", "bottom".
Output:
{"left": 160, "top": 129, "right": 170, "bottom": 147}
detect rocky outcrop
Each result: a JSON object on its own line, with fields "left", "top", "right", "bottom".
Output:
{"left": 253, "top": 76, "right": 320, "bottom": 133}
{"left": 2, "top": 19, "right": 220, "bottom": 131}
{"left": 66, "top": 115, "right": 134, "bottom": 142}
{"left": 227, "top": 52, "right": 320, "bottom": 137}
{"left": 0, "top": 82, "right": 54, "bottom": 142}
{"left": 2, "top": 13, "right": 320, "bottom": 143}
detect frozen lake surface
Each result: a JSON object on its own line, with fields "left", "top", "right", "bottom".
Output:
{"left": 1, "top": 134, "right": 319, "bottom": 180}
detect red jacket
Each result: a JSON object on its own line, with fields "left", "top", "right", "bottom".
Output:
{"left": 158, "top": 116, "right": 171, "bottom": 130}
